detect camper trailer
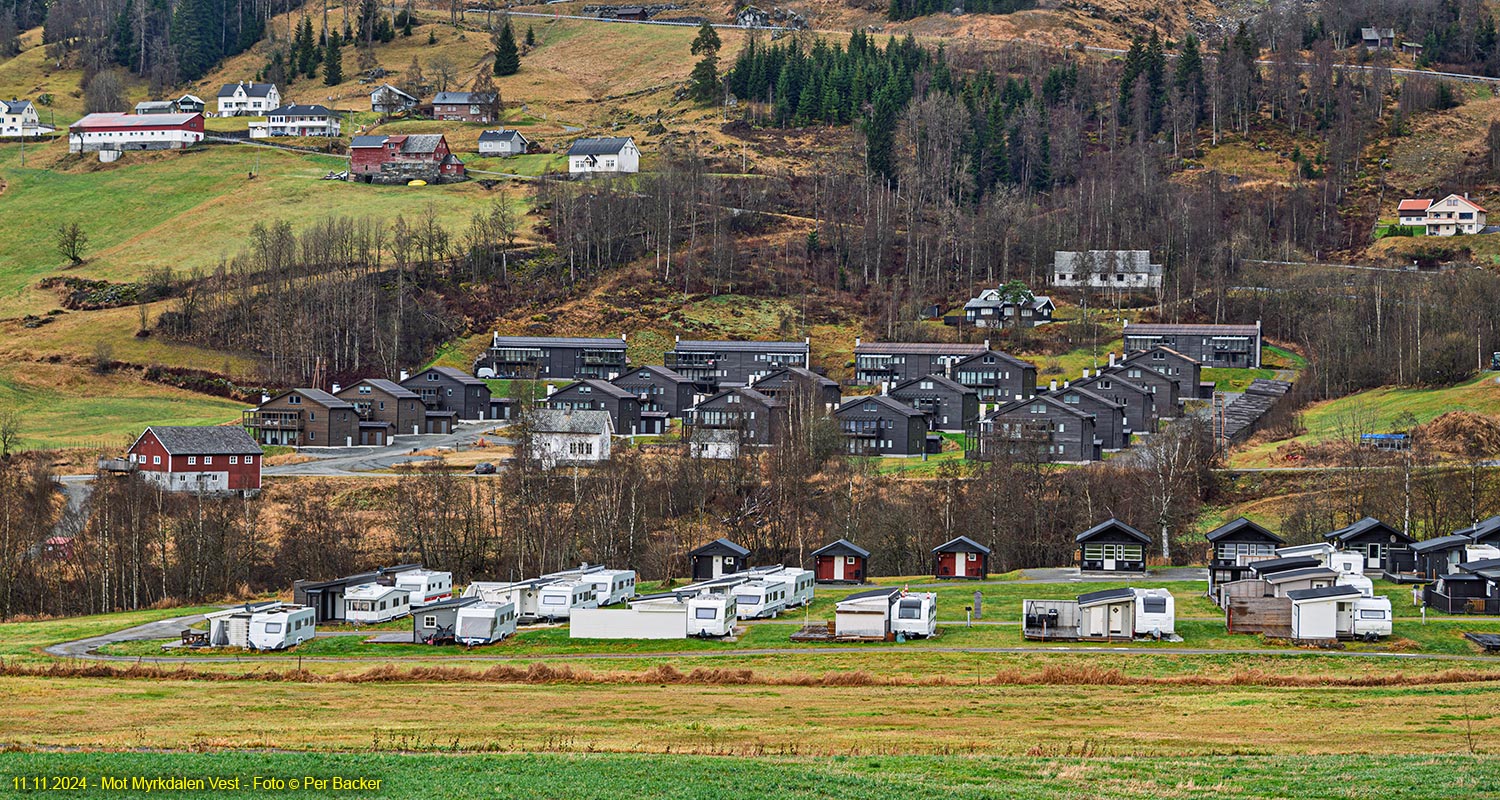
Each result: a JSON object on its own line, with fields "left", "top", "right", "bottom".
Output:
{"left": 734, "top": 579, "right": 790, "bottom": 619}
{"left": 1327, "top": 551, "right": 1366, "bottom": 576}
{"left": 204, "top": 603, "right": 316, "bottom": 650}
{"left": 454, "top": 600, "right": 519, "bottom": 646}
{"left": 463, "top": 579, "right": 546, "bottom": 621}
{"left": 394, "top": 569, "right": 454, "bottom": 608}
{"left": 343, "top": 582, "right": 412, "bottom": 624}
{"left": 890, "top": 592, "right": 938, "bottom": 638}
{"left": 686, "top": 594, "right": 737, "bottom": 637}
{"left": 1133, "top": 588, "right": 1175, "bottom": 637}
{"left": 536, "top": 579, "right": 600, "bottom": 621}
{"left": 1344, "top": 595, "right": 1393, "bottom": 640}
{"left": 777, "top": 567, "right": 816, "bottom": 608}
{"left": 580, "top": 569, "right": 638, "bottom": 606}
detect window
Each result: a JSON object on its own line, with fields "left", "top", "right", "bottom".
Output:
{"left": 423, "top": 615, "right": 438, "bottom": 629}
{"left": 1358, "top": 609, "right": 1386, "bottom": 620}
{"left": 153, "top": 455, "right": 161, "bottom": 465}
{"left": 230, "top": 456, "right": 238, "bottom": 465}
{"left": 542, "top": 594, "right": 566, "bottom": 605}
{"left": 846, "top": 556, "right": 857, "bottom": 564}
{"left": 694, "top": 607, "right": 719, "bottom": 619}
{"left": 263, "top": 623, "right": 282, "bottom": 634}
{"left": 204, "top": 456, "right": 212, "bottom": 465}
{"left": 967, "top": 552, "right": 978, "bottom": 561}
{"left": 1141, "top": 597, "right": 1167, "bottom": 614}
{"left": 188, "top": 456, "right": 197, "bottom": 465}
{"left": 897, "top": 600, "right": 922, "bottom": 619}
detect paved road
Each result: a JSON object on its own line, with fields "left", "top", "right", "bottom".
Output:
{"left": 263, "top": 421, "right": 512, "bottom": 477}
{"left": 44, "top": 612, "right": 211, "bottom": 659}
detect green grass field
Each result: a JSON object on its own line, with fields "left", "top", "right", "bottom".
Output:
{"left": 0, "top": 752, "right": 1491, "bottom": 799}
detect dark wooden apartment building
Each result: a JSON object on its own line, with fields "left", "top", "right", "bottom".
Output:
{"left": 950, "top": 349, "right": 1038, "bottom": 403}
{"left": 975, "top": 395, "right": 1099, "bottom": 463}
{"left": 665, "top": 338, "right": 811, "bottom": 394}
{"left": 545, "top": 379, "right": 644, "bottom": 436}
{"left": 244, "top": 388, "right": 359, "bottom": 447}
{"left": 473, "top": 335, "right": 629, "bottom": 381}
{"left": 834, "top": 394, "right": 929, "bottom": 457}
{"left": 853, "top": 340, "right": 989, "bottom": 386}
{"left": 611, "top": 365, "right": 696, "bottom": 433}
{"left": 335, "top": 378, "right": 430, "bottom": 443}
{"left": 1122, "top": 321, "right": 1262, "bottom": 369}
{"left": 1073, "top": 370, "right": 1158, "bottom": 436}
{"left": 887, "top": 375, "right": 978, "bottom": 434}
{"left": 1050, "top": 384, "right": 1128, "bottom": 450}
{"left": 750, "top": 367, "right": 842, "bottom": 414}
{"left": 401, "top": 367, "right": 492, "bottom": 421}
{"left": 1121, "top": 346, "right": 1206, "bottom": 403}
{"left": 1101, "top": 356, "right": 1181, "bottom": 419}
{"left": 686, "top": 387, "right": 786, "bottom": 446}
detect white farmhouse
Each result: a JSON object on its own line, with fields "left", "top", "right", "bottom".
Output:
{"left": 529, "top": 409, "right": 613, "bottom": 467}
{"left": 216, "top": 81, "right": 281, "bottom": 116}
{"left": 1, "top": 99, "right": 49, "bottom": 137}
{"left": 1052, "top": 250, "right": 1163, "bottom": 290}
{"left": 567, "top": 136, "right": 640, "bottom": 175}
{"left": 249, "top": 104, "right": 341, "bottom": 138}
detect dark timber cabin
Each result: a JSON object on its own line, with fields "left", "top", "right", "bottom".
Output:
{"left": 1323, "top": 517, "right": 1416, "bottom": 575}
{"left": 1205, "top": 517, "right": 1285, "bottom": 593}
{"left": 1076, "top": 519, "right": 1151, "bottom": 573}
{"left": 689, "top": 537, "right": 751, "bottom": 580}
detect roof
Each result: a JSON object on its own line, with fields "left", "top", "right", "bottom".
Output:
{"left": 751, "top": 366, "right": 837, "bottom": 389}
{"left": 398, "top": 133, "right": 444, "bottom": 153}
{"left": 986, "top": 394, "right": 1095, "bottom": 421}
{"left": 178, "top": 94, "right": 204, "bottom": 104}
{"left": 287, "top": 388, "right": 355, "bottom": 409}
{"left": 70, "top": 112, "right": 200, "bottom": 129}
{"left": 267, "top": 104, "right": 336, "bottom": 117}
{"left": 1074, "top": 519, "right": 1151, "bottom": 545}
{"left": 689, "top": 537, "right": 750, "bottom": 558}
{"left": 835, "top": 394, "right": 928, "bottom": 418}
{"left": 1410, "top": 534, "right": 1475, "bottom": 553}
{"left": 1124, "top": 322, "right": 1261, "bottom": 337}
{"left": 411, "top": 366, "right": 486, "bottom": 386}
{"left": 613, "top": 364, "right": 693, "bottom": 384}
{"left": 811, "top": 538, "right": 870, "bottom": 559}
{"left": 890, "top": 374, "right": 977, "bottom": 396}
{"left": 134, "top": 100, "right": 177, "bottom": 111}
{"left": 1249, "top": 556, "right": 1320, "bottom": 576}
{"left": 345, "top": 581, "right": 407, "bottom": 599}
{"left": 1457, "top": 515, "right": 1500, "bottom": 540}
{"left": 1205, "top": 517, "right": 1286, "bottom": 544}
{"left": 838, "top": 587, "right": 901, "bottom": 603}
{"left": 1433, "top": 193, "right": 1487, "bottom": 213}
{"left": 491, "top": 335, "right": 627, "bottom": 349}
{"left": 700, "top": 386, "right": 784, "bottom": 409}
{"left": 1122, "top": 345, "right": 1201, "bottom": 365}
{"left": 1053, "top": 385, "right": 1123, "bottom": 410}
{"left": 953, "top": 349, "right": 1034, "bottom": 370}
{"left": 1077, "top": 587, "right": 1136, "bottom": 607}
{"left": 1324, "top": 516, "right": 1412, "bottom": 543}
{"left": 417, "top": 595, "right": 479, "bottom": 612}
{"left": 529, "top": 408, "right": 612, "bottom": 434}
{"left": 1288, "top": 585, "right": 1362, "bottom": 602}
{"left": 137, "top": 425, "right": 263, "bottom": 456}
{"left": 371, "top": 84, "right": 418, "bottom": 101}
{"left": 1397, "top": 198, "right": 1433, "bottom": 213}
{"left": 567, "top": 136, "right": 635, "bottom": 156}
{"left": 295, "top": 564, "right": 421, "bottom": 591}
{"left": 674, "top": 339, "right": 809, "bottom": 353}
{"left": 1263, "top": 567, "right": 1338, "bottom": 584}
{"left": 963, "top": 289, "right": 1052, "bottom": 312}
{"left": 478, "top": 129, "right": 527, "bottom": 143}
{"left": 217, "top": 82, "right": 276, "bottom": 98}
{"left": 554, "top": 379, "right": 635, "bottom": 400}
{"left": 2, "top": 99, "right": 34, "bottom": 114}
{"left": 933, "top": 535, "right": 991, "bottom": 555}
{"left": 350, "top": 135, "right": 388, "bottom": 148}
{"left": 343, "top": 378, "right": 419, "bottom": 399}
{"left": 1054, "top": 250, "right": 1160, "bottom": 275}
{"left": 433, "top": 91, "right": 484, "bottom": 104}
{"left": 855, "top": 341, "right": 988, "bottom": 356}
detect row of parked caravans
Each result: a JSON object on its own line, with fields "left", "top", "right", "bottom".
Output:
{"left": 462, "top": 566, "right": 640, "bottom": 624}
{"left": 570, "top": 566, "right": 817, "bottom": 640}
{"left": 1220, "top": 541, "right": 1393, "bottom": 642}
{"left": 202, "top": 602, "right": 318, "bottom": 651}
{"left": 1021, "top": 588, "right": 1177, "bottom": 642}
{"left": 343, "top": 568, "right": 455, "bottom": 623}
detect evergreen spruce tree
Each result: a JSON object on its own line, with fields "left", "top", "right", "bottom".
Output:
{"left": 401, "top": 11, "right": 413, "bottom": 36}
{"left": 111, "top": 0, "right": 136, "bottom": 68}
{"left": 687, "top": 21, "right": 722, "bottom": 104}
{"left": 323, "top": 30, "right": 343, "bottom": 85}
{"left": 1175, "top": 33, "right": 1205, "bottom": 121}
{"left": 525, "top": 25, "right": 535, "bottom": 47}
{"left": 171, "top": 0, "right": 221, "bottom": 81}
{"left": 493, "top": 18, "right": 520, "bottom": 76}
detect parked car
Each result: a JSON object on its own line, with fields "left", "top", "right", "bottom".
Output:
{"left": 473, "top": 462, "right": 496, "bottom": 475}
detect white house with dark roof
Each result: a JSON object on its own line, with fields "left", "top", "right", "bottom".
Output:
{"left": 216, "top": 81, "right": 281, "bottom": 116}
{"left": 0, "top": 99, "right": 48, "bottom": 138}
{"left": 250, "top": 104, "right": 340, "bottom": 138}
{"left": 567, "top": 136, "right": 639, "bottom": 175}
{"left": 478, "top": 128, "right": 530, "bottom": 156}
{"left": 125, "top": 425, "right": 264, "bottom": 494}
{"left": 1052, "top": 250, "right": 1162, "bottom": 290}
{"left": 370, "top": 84, "right": 420, "bottom": 115}
{"left": 529, "top": 409, "right": 614, "bottom": 467}
{"left": 962, "top": 288, "right": 1054, "bottom": 328}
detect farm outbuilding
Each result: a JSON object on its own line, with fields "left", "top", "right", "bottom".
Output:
{"left": 811, "top": 538, "right": 870, "bottom": 583}
{"left": 933, "top": 535, "right": 989, "bottom": 579}
{"left": 689, "top": 537, "right": 751, "bottom": 580}
{"left": 1075, "top": 519, "right": 1151, "bottom": 573}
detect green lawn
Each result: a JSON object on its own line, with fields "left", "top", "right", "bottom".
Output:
{"left": 0, "top": 752, "right": 1489, "bottom": 799}
{"left": 0, "top": 605, "right": 219, "bottom": 663}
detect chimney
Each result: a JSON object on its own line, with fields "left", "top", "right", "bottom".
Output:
{"left": 1081, "top": 369, "right": 1089, "bottom": 379}
{"left": 674, "top": 334, "right": 680, "bottom": 344}
{"left": 1049, "top": 380, "right": 1058, "bottom": 392}
{"left": 399, "top": 370, "right": 410, "bottom": 382}
{"left": 621, "top": 332, "right": 627, "bottom": 341}
{"left": 1014, "top": 394, "right": 1022, "bottom": 402}
{"left": 881, "top": 381, "right": 889, "bottom": 396}
{"left": 983, "top": 339, "right": 991, "bottom": 351}
{"left": 1109, "top": 352, "right": 1117, "bottom": 367}
{"left": 1063, "top": 380, "right": 1070, "bottom": 389}
{"left": 545, "top": 383, "right": 556, "bottom": 397}
{"left": 855, "top": 337, "right": 862, "bottom": 348}
{"left": 331, "top": 382, "right": 342, "bottom": 394}
{"left": 260, "top": 393, "right": 271, "bottom": 404}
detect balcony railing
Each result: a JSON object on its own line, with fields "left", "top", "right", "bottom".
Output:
{"left": 1423, "top": 586, "right": 1500, "bottom": 615}
{"left": 243, "top": 412, "right": 303, "bottom": 430}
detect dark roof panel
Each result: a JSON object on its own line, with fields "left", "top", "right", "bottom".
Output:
{"left": 1205, "top": 517, "right": 1286, "bottom": 544}
{"left": 1077, "top": 587, "right": 1136, "bottom": 606}
{"left": 1288, "top": 585, "right": 1362, "bottom": 601}
{"left": 1074, "top": 519, "right": 1151, "bottom": 545}
{"left": 933, "top": 535, "right": 991, "bottom": 555}
{"left": 811, "top": 538, "right": 871, "bottom": 559}
{"left": 688, "top": 537, "right": 750, "bottom": 558}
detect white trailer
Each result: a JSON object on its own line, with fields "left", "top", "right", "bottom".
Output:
{"left": 580, "top": 569, "right": 637, "bottom": 606}
{"left": 1327, "top": 551, "right": 1366, "bottom": 576}
{"left": 1132, "top": 588, "right": 1175, "bottom": 637}
{"left": 777, "top": 568, "right": 815, "bottom": 608}
{"left": 734, "top": 579, "right": 790, "bottom": 619}
{"left": 454, "top": 600, "right": 519, "bottom": 646}
{"left": 536, "top": 579, "right": 599, "bottom": 621}
{"left": 463, "top": 579, "right": 547, "bottom": 620}
{"left": 890, "top": 592, "right": 937, "bottom": 639}
{"left": 204, "top": 602, "right": 316, "bottom": 650}
{"left": 1342, "top": 595, "right": 1393, "bottom": 640}
{"left": 571, "top": 597, "right": 694, "bottom": 639}
{"left": 343, "top": 582, "right": 412, "bottom": 624}
{"left": 394, "top": 569, "right": 454, "bottom": 608}
{"left": 686, "top": 594, "right": 737, "bottom": 636}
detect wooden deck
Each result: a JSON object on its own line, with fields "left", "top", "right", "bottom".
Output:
{"left": 1226, "top": 596, "right": 1292, "bottom": 638}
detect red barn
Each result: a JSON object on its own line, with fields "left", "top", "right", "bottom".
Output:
{"left": 812, "top": 538, "right": 870, "bottom": 583}
{"left": 67, "top": 112, "right": 204, "bottom": 154}
{"left": 349, "top": 133, "right": 465, "bottom": 185}
{"left": 126, "top": 426, "right": 264, "bottom": 495}
{"left": 933, "top": 535, "right": 990, "bottom": 580}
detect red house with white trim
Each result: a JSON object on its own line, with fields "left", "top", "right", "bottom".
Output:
{"left": 68, "top": 113, "right": 205, "bottom": 154}
{"left": 933, "top": 535, "right": 990, "bottom": 580}
{"left": 348, "top": 133, "right": 465, "bottom": 184}
{"left": 125, "top": 426, "right": 264, "bottom": 494}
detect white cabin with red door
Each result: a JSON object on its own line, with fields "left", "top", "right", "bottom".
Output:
{"left": 933, "top": 535, "right": 990, "bottom": 580}
{"left": 812, "top": 538, "right": 870, "bottom": 584}
{"left": 126, "top": 426, "right": 263, "bottom": 495}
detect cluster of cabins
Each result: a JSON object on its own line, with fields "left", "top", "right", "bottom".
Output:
{"left": 475, "top": 325, "right": 1255, "bottom": 463}
{"left": 242, "top": 367, "right": 494, "bottom": 448}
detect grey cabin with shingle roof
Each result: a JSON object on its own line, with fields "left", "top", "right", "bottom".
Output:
{"left": 1074, "top": 369, "right": 1159, "bottom": 436}
{"left": 887, "top": 375, "right": 978, "bottom": 434}
{"left": 688, "top": 387, "right": 786, "bottom": 446}
{"left": 478, "top": 128, "right": 530, "bottom": 156}
{"left": 1123, "top": 321, "right": 1262, "bottom": 369}
{"left": 1122, "top": 345, "right": 1207, "bottom": 401}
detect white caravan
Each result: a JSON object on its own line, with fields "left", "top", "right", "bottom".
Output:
{"left": 454, "top": 600, "right": 519, "bottom": 646}
{"left": 394, "top": 569, "right": 454, "bottom": 608}
{"left": 1132, "top": 588, "right": 1175, "bottom": 637}
{"left": 776, "top": 567, "right": 816, "bottom": 608}
{"left": 1343, "top": 595, "right": 1393, "bottom": 640}
{"left": 686, "top": 594, "right": 737, "bottom": 637}
{"left": 890, "top": 592, "right": 938, "bottom": 639}
{"left": 343, "top": 582, "right": 412, "bottom": 624}
{"left": 205, "top": 603, "right": 316, "bottom": 650}
{"left": 734, "top": 579, "right": 790, "bottom": 619}
{"left": 463, "top": 579, "right": 546, "bottom": 620}
{"left": 536, "top": 579, "right": 600, "bottom": 621}
{"left": 580, "top": 569, "right": 638, "bottom": 606}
